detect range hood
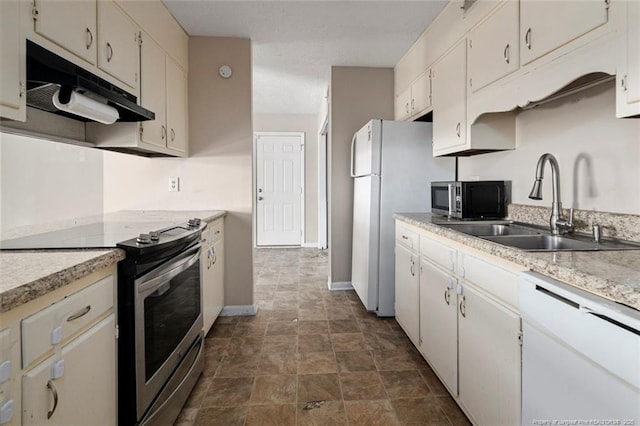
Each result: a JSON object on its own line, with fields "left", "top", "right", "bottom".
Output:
{"left": 25, "top": 40, "right": 154, "bottom": 123}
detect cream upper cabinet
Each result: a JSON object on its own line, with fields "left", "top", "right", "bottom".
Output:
{"left": 458, "top": 283, "right": 521, "bottom": 426}
{"left": 394, "top": 243, "right": 420, "bottom": 345}
{"left": 419, "top": 256, "right": 458, "bottom": 395}
{"left": 22, "top": 315, "right": 116, "bottom": 425}
{"left": 97, "top": 0, "right": 140, "bottom": 90}
{"left": 468, "top": 0, "right": 520, "bottom": 93}
{"left": 395, "top": 87, "right": 412, "bottom": 121}
{"left": 32, "top": 0, "right": 97, "bottom": 65}
{"left": 617, "top": 0, "right": 640, "bottom": 118}
{"left": 140, "top": 34, "right": 167, "bottom": 148}
{"left": 520, "top": 0, "right": 608, "bottom": 66}
{"left": 166, "top": 57, "right": 188, "bottom": 153}
{"left": 0, "top": 0, "right": 25, "bottom": 121}
{"left": 432, "top": 39, "right": 467, "bottom": 155}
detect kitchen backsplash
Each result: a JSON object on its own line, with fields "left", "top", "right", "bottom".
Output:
{"left": 507, "top": 204, "right": 640, "bottom": 243}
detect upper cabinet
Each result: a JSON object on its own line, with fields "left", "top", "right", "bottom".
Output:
{"left": 468, "top": 0, "right": 519, "bottom": 93}
{"left": 395, "top": 69, "right": 431, "bottom": 121}
{"left": 617, "top": 0, "right": 640, "bottom": 118}
{"left": 32, "top": 0, "right": 97, "bottom": 65}
{"left": 97, "top": 0, "right": 140, "bottom": 90}
{"left": 0, "top": 0, "right": 25, "bottom": 121}
{"left": 165, "top": 57, "right": 188, "bottom": 153}
{"left": 432, "top": 39, "right": 467, "bottom": 155}
{"left": 520, "top": 0, "right": 608, "bottom": 66}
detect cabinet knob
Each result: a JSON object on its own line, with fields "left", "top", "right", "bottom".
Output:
{"left": 504, "top": 44, "right": 510, "bottom": 64}
{"left": 525, "top": 28, "right": 532, "bottom": 50}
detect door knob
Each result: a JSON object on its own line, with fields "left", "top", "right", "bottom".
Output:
{"left": 258, "top": 196, "right": 263, "bottom": 201}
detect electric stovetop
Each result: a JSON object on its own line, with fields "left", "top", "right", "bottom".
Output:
{"left": 0, "top": 221, "right": 179, "bottom": 250}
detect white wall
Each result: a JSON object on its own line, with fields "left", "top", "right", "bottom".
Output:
{"left": 460, "top": 83, "right": 640, "bottom": 215}
{"left": 253, "top": 114, "right": 319, "bottom": 245}
{"left": 0, "top": 134, "right": 103, "bottom": 237}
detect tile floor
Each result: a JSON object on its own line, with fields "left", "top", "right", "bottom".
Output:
{"left": 175, "top": 248, "right": 471, "bottom": 426}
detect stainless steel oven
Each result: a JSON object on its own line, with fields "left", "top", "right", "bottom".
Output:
{"left": 118, "top": 220, "right": 205, "bottom": 426}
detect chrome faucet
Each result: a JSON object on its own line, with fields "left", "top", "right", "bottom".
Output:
{"left": 529, "top": 153, "right": 574, "bottom": 235}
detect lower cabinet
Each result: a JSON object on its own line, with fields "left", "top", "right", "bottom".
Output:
{"left": 458, "top": 283, "right": 521, "bottom": 426}
{"left": 22, "top": 315, "right": 116, "bottom": 425}
{"left": 419, "top": 257, "right": 458, "bottom": 395}
{"left": 396, "top": 220, "right": 523, "bottom": 425}
{"left": 202, "top": 218, "right": 225, "bottom": 334}
{"left": 394, "top": 243, "right": 420, "bottom": 346}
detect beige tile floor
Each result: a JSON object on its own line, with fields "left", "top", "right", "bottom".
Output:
{"left": 175, "top": 248, "right": 471, "bottom": 426}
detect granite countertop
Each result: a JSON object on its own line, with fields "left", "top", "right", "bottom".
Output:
{"left": 0, "top": 210, "right": 226, "bottom": 314}
{"left": 395, "top": 212, "right": 640, "bottom": 311}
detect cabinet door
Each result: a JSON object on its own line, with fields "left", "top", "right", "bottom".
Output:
{"left": 419, "top": 258, "right": 457, "bottom": 395}
{"left": 468, "top": 0, "right": 519, "bottom": 93}
{"left": 33, "top": 0, "right": 97, "bottom": 65}
{"left": 0, "top": 0, "right": 25, "bottom": 121}
{"left": 140, "top": 33, "right": 167, "bottom": 148}
{"left": 97, "top": 0, "right": 139, "bottom": 89}
{"left": 520, "top": 0, "right": 608, "bottom": 66}
{"left": 411, "top": 70, "right": 431, "bottom": 114}
{"left": 22, "top": 315, "right": 116, "bottom": 425}
{"left": 623, "top": 1, "right": 640, "bottom": 109}
{"left": 211, "top": 240, "right": 225, "bottom": 322}
{"left": 202, "top": 239, "right": 224, "bottom": 334}
{"left": 394, "top": 244, "right": 419, "bottom": 345}
{"left": 432, "top": 39, "right": 467, "bottom": 155}
{"left": 458, "top": 284, "right": 521, "bottom": 426}
{"left": 394, "top": 87, "right": 411, "bottom": 121}
{"left": 166, "top": 57, "right": 187, "bottom": 153}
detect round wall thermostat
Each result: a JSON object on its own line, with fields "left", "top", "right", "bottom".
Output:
{"left": 219, "top": 65, "right": 233, "bottom": 79}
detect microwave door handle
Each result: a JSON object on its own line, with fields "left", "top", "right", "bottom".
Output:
{"left": 350, "top": 134, "right": 357, "bottom": 178}
{"left": 136, "top": 245, "right": 201, "bottom": 294}
{"left": 448, "top": 183, "right": 456, "bottom": 216}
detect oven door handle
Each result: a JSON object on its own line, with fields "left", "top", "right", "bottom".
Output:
{"left": 136, "top": 244, "right": 201, "bottom": 295}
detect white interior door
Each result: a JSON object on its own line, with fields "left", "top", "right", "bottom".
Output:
{"left": 256, "top": 133, "right": 303, "bottom": 246}
{"left": 318, "top": 118, "right": 328, "bottom": 249}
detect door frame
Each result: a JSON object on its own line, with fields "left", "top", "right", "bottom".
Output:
{"left": 317, "top": 116, "right": 328, "bottom": 249}
{"left": 253, "top": 131, "right": 305, "bottom": 247}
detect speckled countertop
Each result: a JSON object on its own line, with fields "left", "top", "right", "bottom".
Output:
{"left": 0, "top": 210, "right": 226, "bottom": 313}
{"left": 395, "top": 212, "right": 640, "bottom": 311}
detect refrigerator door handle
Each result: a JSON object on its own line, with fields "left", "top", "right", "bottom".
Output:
{"left": 350, "top": 134, "right": 357, "bottom": 177}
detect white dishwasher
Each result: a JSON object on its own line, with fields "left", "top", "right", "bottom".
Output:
{"left": 520, "top": 271, "right": 640, "bottom": 426}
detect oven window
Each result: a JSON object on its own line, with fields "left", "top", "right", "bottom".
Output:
{"left": 144, "top": 259, "right": 200, "bottom": 381}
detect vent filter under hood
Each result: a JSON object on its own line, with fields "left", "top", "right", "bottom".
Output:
{"left": 26, "top": 40, "right": 154, "bottom": 123}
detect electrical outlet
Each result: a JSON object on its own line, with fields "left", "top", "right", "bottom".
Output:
{"left": 169, "top": 177, "right": 180, "bottom": 192}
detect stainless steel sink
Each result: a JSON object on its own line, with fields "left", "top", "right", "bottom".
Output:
{"left": 482, "top": 234, "right": 640, "bottom": 252}
{"left": 437, "top": 221, "right": 640, "bottom": 252}
{"left": 440, "top": 222, "right": 542, "bottom": 237}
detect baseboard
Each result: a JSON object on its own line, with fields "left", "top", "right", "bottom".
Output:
{"left": 328, "top": 281, "right": 353, "bottom": 291}
{"left": 220, "top": 304, "right": 258, "bottom": 316}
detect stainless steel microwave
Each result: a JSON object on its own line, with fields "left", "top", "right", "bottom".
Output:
{"left": 431, "top": 181, "right": 507, "bottom": 219}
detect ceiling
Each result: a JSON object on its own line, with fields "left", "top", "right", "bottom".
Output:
{"left": 163, "top": 1, "right": 447, "bottom": 116}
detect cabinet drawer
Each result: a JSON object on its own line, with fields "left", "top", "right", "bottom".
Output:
{"left": 419, "top": 234, "right": 456, "bottom": 273}
{"left": 396, "top": 222, "right": 419, "bottom": 251}
{"left": 459, "top": 252, "right": 519, "bottom": 309}
{"left": 21, "top": 275, "right": 114, "bottom": 368}
{"left": 210, "top": 218, "right": 224, "bottom": 243}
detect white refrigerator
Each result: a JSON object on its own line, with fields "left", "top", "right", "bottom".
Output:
{"left": 350, "top": 119, "right": 454, "bottom": 316}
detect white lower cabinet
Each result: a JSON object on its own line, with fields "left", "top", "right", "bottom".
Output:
{"left": 458, "top": 283, "right": 521, "bottom": 426}
{"left": 202, "top": 218, "right": 225, "bottom": 334}
{"left": 418, "top": 257, "right": 458, "bottom": 394}
{"left": 22, "top": 315, "right": 116, "bottom": 425}
{"left": 394, "top": 243, "right": 420, "bottom": 345}
{"left": 396, "top": 220, "right": 523, "bottom": 425}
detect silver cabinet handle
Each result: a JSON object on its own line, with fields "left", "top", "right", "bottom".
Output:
{"left": 411, "top": 98, "right": 415, "bottom": 111}
{"left": 459, "top": 295, "right": 466, "bottom": 318}
{"left": 211, "top": 246, "right": 217, "bottom": 265}
{"left": 161, "top": 125, "right": 166, "bottom": 140}
{"left": 444, "top": 288, "right": 450, "bottom": 305}
{"left": 47, "top": 380, "right": 59, "bottom": 419}
{"left": 410, "top": 259, "right": 415, "bottom": 276}
{"left": 455, "top": 122, "right": 461, "bottom": 138}
{"left": 66, "top": 305, "right": 91, "bottom": 322}
{"left": 504, "top": 43, "right": 510, "bottom": 64}
{"left": 106, "top": 42, "right": 114, "bottom": 62}
{"left": 86, "top": 28, "right": 93, "bottom": 50}
{"left": 525, "top": 28, "right": 532, "bottom": 50}
{"left": 258, "top": 196, "right": 263, "bottom": 201}
{"left": 170, "top": 128, "right": 175, "bottom": 142}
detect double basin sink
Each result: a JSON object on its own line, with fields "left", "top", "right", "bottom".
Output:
{"left": 438, "top": 222, "right": 640, "bottom": 252}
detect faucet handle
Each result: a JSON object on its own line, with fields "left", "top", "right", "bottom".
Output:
{"left": 556, "top": 207, "right": 575, "bottom": 234}
{"left": 567, "top": 207, "right": 574, "bottom": 226}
